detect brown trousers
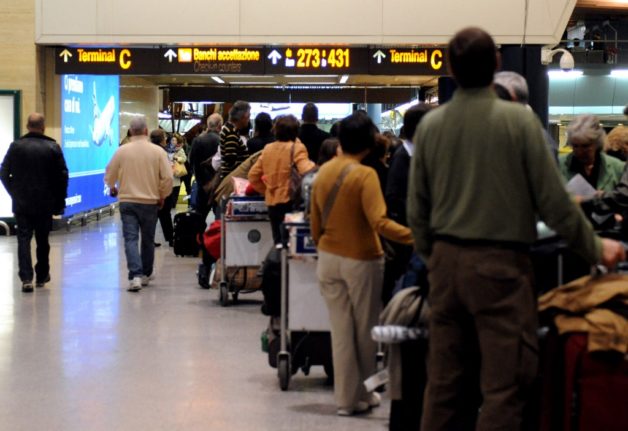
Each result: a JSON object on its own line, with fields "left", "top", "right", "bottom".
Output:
{"left": 317, "top": 250, "right": 384, "bottom": 410}
{"left": 421, "top": 242, "right": 538, "bottom": 431}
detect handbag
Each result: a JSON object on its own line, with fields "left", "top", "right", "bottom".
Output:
{"left": 173, "top": 160, "right": 188, "bottom": 178}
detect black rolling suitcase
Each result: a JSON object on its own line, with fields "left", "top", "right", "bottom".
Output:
{"left": 173, "top": 210, "right": 205, "bottom": 257}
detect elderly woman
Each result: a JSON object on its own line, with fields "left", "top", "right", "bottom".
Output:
{"left": 559, "top": 114, "right": 624, "bottom": 192}
{"left": 248, "top": 114, "right": 315, "bottom": 244}
{"left": 310, "top": 112, "right": 413, "bottom": 416}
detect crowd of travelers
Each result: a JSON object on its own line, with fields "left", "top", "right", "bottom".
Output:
{"left": 2, "top": 25, "right": 628, "bottom": 430}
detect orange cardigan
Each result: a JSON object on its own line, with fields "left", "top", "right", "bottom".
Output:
{"left": 248, "top": 140, "right": 315, "bottom": 206}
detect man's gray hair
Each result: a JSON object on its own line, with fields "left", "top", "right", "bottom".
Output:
{"left": 493, "top": 71, "right": 529, "bottom": 104}
{"left": 129, "top": 116, "right": 148, "bottom": 136}
{"left": 229, "top": 101, "right": 251, "bottom": 122}
{"left": 207, "top": 113, "right": 223, "bottom": 132}
{"left": 567, "top": 114, "right": 606, "bottom": 150}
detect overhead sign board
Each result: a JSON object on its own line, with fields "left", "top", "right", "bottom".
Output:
{"left": 160, "top": 46, "right": 265, "bottom": 74}
{"left": 264, "top": 47, "right": 369, "bottom": 75}
{"left": 55, "top": 45, "right": 448, "bottom": 76}
{"left": 55, "top": 47, "right": 158, "bottom": 75}
{"left": 368, "top": 47, "right": 447, "bottom": 75}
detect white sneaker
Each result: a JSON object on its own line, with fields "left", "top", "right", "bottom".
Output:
{"left": 128, "top": 277, "right": 142, "bottom": 292}
{"left": 141, "top": 274, "right": 155, "bottom": 286}
{"left": 337, "top": 401, "right": 370, "bottom": 416}
{"left": 367, "top": 392, "right": 381, "bottom": 408}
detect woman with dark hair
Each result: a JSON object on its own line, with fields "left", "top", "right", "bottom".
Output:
{"left": 317, "top": 137, "right": 341, "bottom": 166}
{"left": 247, "top": 112, "right": 275, "bottom": 154}
{"left": 310, "top": 111, "right": 413, "bottom": 417}
{"left": 248, "top": 114, "right": 315, "bottom": 244}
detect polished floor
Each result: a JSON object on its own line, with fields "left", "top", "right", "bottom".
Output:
{"left": 0, "top": 213, "right": 390, "bottom": 431}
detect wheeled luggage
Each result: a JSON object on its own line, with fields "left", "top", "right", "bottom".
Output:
{"left": 275, "top": 222, "right": 334, "bottom": 390}
{"left": 218, "top": 195, "right": 272, "bottom": 306}
{"left": 173, "top": 210, "right": 205, "bottom": 257}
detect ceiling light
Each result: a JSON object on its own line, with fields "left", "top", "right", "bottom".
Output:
{"left": 211, "top": 76, "right": 225, "bottom": 84}
{"left": 547, "top": 70, "right": 583, "bottom": 79}
{"left": 285, "top": 75, "right": 337, "bottom": 78}
{"left": 610, "top": 70, "right": 628, "bottom": 78}
{"left": 339, "top": 75, "right": 349, "bottom": 84}
{"left": 228, "top": 81, "right": 278, "bottom": 85}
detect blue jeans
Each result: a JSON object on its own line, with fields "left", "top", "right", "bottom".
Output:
{"left": 119, "top": 202, "right": 159, "bottom": 280}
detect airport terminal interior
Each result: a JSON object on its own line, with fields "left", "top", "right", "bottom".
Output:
{"left": 0, "top": 210, "right": 393, "bottom": 431}
{"left": 2, "top": 0, "right": 628, "bottom": 430}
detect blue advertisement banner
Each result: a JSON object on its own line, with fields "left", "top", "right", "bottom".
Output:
{"left": 61, "top": 75, "right": 119, "bottom": 216}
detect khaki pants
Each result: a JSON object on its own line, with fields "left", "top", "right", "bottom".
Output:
{"left": 421, "top": 242, "right": 538, "bottom": 431}
{"left": 317, "top": 250, "right": 384, "bottom": 410}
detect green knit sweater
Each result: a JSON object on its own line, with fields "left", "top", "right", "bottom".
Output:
{"left": 407, "top": 87, "right": 601, "bottom": 264}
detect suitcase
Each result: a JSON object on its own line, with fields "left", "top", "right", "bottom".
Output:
{"left": 563, "top": 334, "right": 628, "bottom": 431}
{"left": 173, "top": 211, "right": 205, "bottom": 257}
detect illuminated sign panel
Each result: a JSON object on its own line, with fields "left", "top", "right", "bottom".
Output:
{"left": 264, "top": 47, "right": 369, "bottom": 74}
{"left": 160, "top": 47, "right": 265, "bottom": 74}
{"left": 55, "top": 48, "right": 158, "bottom": 74}
{"left": 55, "top": 45, "right": 449, "bottom": 76}
{"left": 369, "top": 47, "right": 448, "bottom": 75}
{"left": 61, "top": 75, "right": 119, "bottom": 216}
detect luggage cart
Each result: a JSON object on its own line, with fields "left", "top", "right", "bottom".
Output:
{"left": 219, "top": 195, "right": 274, "bottom": 306}
{"left": 277, "top": 222, "right": 333, "bottom": 391}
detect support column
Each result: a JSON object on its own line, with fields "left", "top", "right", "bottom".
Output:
{"left": 437, "top": 77, "right": 457, "bottom": 105}
{"left": 500, "top": 45, "right": 549, "bottom": 128}
{"left": 367, "top": 103, "right": 382, "bottom": 130}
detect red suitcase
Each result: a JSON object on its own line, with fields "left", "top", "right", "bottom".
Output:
{"left": 563, "top": 333, "right": 628, "bottom": 431}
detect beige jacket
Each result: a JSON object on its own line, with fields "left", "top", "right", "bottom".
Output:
{"left": 539, "top": 273, "right": 628, "bottom": 353}
{"left": 105, "top": 136, "right": 173, "bottom": 204}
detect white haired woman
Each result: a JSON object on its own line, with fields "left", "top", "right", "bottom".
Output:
{"left": 559, "top": 114, "right": 624, "bottom": 192}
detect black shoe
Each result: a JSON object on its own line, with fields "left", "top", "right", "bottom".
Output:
{"left": 154, "top": 242, "right": 162, "bottom": 247}
{"left": 22, "top": 281, "right": 34, "bottom": 292}
{"left": 36, "top": 274, "right": 51, "bottom": 288}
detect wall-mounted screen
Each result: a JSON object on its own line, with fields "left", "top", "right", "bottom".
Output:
{"left": 0, "top": 91, "right": 19, "bottom": 218}
{"left": 61, "top": 75, "right": 119, "bottom": 216}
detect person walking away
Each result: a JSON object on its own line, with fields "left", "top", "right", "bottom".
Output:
{"left": 220, "top": 101, "right": 251, "bottom": 179}
{"left": 310, "top": 111, "right": 414, "bottom": 416}
{"left": 0, "top": 113, "right": 68, "bottom": 292}
{"left": 150, "top": 129, "right": 174, "bottom": 247}
{"left": 248, "top": 114, "right": 315, "bottom": 244}
{"left": 189, "top": 113, "right": 223, "bottom": 219}
{"left": 299, "top": 102, "right": 330, "bottom": 162}
{"left": 407, "top": 27, "right": 625, "bottom": 431}
{"left": 105, "top": 116, "right": 172, "bottom": 292}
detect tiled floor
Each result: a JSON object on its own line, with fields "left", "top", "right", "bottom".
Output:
{"left": 0, "top": 214, "right": 390, "bottom": 431}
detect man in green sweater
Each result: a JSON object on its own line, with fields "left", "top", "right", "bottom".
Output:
{"left": 407, "top": 27, "right": 625, "bottom": 431}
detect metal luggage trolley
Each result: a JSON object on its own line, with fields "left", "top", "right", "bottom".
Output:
{"left": 277, "top": 222, "right": 333, "bottom": 390}
{"left": 219, "top": 195, "right": 274, "bottom": 306}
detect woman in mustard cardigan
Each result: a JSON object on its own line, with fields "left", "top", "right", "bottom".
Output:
{"left": 310, "top": 112, "right": 413, "bottom": 416}
{"left": 248, "top": 115, "right": 315, "bottom": 244}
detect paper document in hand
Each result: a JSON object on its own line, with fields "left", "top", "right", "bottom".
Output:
{"left": 565, "top": 174, "right": 597, "bottom": 198}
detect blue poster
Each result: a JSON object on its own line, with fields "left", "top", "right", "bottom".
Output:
{"left": 61, "top": 75, "right": 119, "bottom": 216}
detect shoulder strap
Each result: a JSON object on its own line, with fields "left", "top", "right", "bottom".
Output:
{"left": 320, "top": 163, "right": 357, "bottom": 234}
{"left": 290, "top": 141, "right": 296, "bottom": 165}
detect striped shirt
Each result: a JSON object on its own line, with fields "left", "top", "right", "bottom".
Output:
{"left": 219, "top": 122, "right": 249, "bottom": 178}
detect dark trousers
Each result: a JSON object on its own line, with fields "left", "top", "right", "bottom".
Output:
{"left": 15, "top": 213, "right": 52, "bottom": 283}
{"left": 268, "top": 202, "right": 293, "bottom": 244}
{"left": 157, "top": 192, "right": 175, "bottom": 243}
{"left": 421, "top": 241, "right": 538, "bottom": 431}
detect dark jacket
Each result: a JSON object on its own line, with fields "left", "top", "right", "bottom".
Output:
{"left": 189, "top": 131, "right": 220, "bottom": 185}
{"left": 0, "top": 132, "right": 69, "bottom": 215}
{"left": 247, "top": 134, "right": 275, "bottom": 154}
{"left": 385, "top": 144, "right": 411, "bottom": 225}
{"left": 298, "top": 123, "right": 330, "bottom": 162}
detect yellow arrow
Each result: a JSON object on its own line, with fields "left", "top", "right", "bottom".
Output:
{"left": 59, "top": 49, "right": 73, "bottom": 63}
